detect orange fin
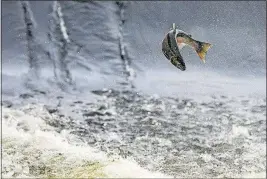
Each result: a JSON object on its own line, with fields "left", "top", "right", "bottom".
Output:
{"left": 196, "top": 42, "right": 212, "bottom": 63}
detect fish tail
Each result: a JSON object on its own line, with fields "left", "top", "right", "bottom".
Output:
{"left": 195, "top": 41, "right": 212, "bottom": 63}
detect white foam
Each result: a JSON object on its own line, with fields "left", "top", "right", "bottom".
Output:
{"left": 241, "top": 172, "right": 266, "bottom": 178}
{"left": 231, "top": 125, "right": 250, "bottom": 137}
{"left": 2, "top": 105, "right": 171, "bottom": 178}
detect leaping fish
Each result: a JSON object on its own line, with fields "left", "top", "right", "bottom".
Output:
{"left": 162, "top": 23, "right": 212, "bottom": 71}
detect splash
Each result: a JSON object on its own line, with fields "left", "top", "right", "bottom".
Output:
{"left": 2, "top": 105, "right": 170, "bottom": 178}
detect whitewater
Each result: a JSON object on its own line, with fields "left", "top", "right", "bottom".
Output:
{"left": 2, "top": 71, "right": 266, "bottom": 178}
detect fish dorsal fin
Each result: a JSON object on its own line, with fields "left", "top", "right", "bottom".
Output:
{"left": 170, "top": 23, "right": 176, "bottom": 30}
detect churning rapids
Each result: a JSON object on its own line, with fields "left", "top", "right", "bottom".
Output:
{"left": 2, "top": 86, "right": 266, "bottom": 178}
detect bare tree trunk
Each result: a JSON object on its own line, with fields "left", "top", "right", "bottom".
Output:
{"left": 48, "top": 1, "right": 72, "bottom": 87}
{"left": 21, "top": 1, "right": 40, "bottom": 78}
{"left": 116, "top": 1, "right": 135, "bottom": 89}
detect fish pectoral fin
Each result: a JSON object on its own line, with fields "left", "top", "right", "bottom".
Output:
{"left": 176, "top": 37, "right": 188, "bottom": 51}
{"left": 177, "top": 42, "right": 186, "bottom": 51}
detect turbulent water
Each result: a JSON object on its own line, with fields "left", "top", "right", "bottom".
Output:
{"left": 2, "top": 103, "right": 168, "bottom": 178}
{"left": 2, "top": 82, "right": 266, "bottom": 178}
{"left": 2, "top": 1, "right": 266, "bottom": 178}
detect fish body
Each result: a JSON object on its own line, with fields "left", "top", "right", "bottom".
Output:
{"left": 162, "top": 24, "right": 212, "bottom": 71}
{"left": 176, "top": 32, "right": 212, "bottom": 63}
{"left": 162, "top": 28, "right": 186, "bottom": 71}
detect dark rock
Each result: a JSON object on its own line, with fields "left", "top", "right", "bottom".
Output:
{"left": 91, "top": 89, "right": 110, "bottom": 96}
{"left": 200, "top": 102, "right": 208, "bottom": 106}
{"left": 215, "top": 102, "right": 224, "bottom": 107}
{"left": 2, "top": 100, "right": 13, "bottom": 108}
{"left": 83, "top": 111, "right": 105, "bottom": 117}
{"left": 59, "top": 114, "right": 65, "bottom": 118}
{"left": 104, "top": 111, "right": 113, "bottom": 116}
{"left": 44, "top": 105, "right": 58, "bottom": 114}
{"left": 87, "top": 138, "right": 97, "bottom": 144}
{"left": 33, "top": 89, "right": 46, "bottom": 95}
{"left": 119, "top": 82, "right": 129, "bottom": 86}
{"left": 98, "top": 105, "right": 107, "bottom": 110}
{"left": 20, "top": 93, "right": 34, "bottom": 99}
{"left": 17, "top": 122, "right": 29, "bottom": 132}
{"left": 177, "top": 104, "right": 185, "bottom": 109}
{"left": 74, "top": 101, "right": 83, "bottom": 104}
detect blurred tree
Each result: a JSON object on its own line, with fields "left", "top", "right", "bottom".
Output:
{"left": 48, "top": 1, "right": 72, "bottom": 88}
{"left": 116, "top": 1, "right": 135, "bottom": 89}
{"left": 21, "top": 1, "right": 41, "bottom": 79}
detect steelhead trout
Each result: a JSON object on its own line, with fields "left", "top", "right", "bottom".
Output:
{"left": 162, "top": 23, "right": 211, "bottom": 71}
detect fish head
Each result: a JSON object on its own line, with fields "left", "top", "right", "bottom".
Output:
{"left": 170, "top": 56, "right": 186, "bottom": 71}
